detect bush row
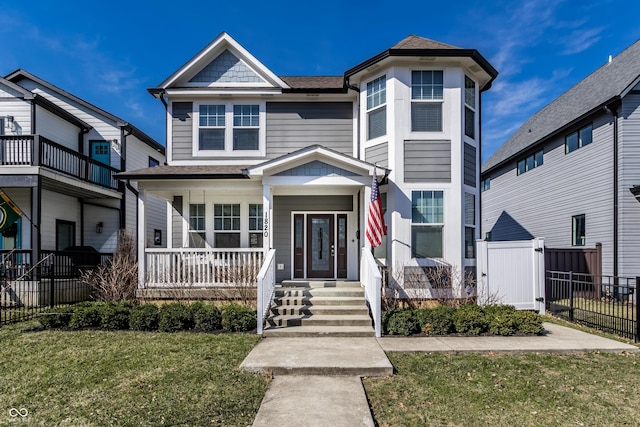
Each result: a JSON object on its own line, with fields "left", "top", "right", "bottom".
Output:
{"left": 382, "top": 304, "right": 544, "bottom": 336}
{"left": 39, "top": 301, "right": 256, "bottom": 333}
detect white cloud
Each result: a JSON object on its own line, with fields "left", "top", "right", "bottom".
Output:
{"left": 559, "top": 27, "right": 604, "bottom": 55}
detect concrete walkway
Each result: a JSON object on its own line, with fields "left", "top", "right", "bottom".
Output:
{"left": 244, "top": 322, "right": 638, "bottom": 426}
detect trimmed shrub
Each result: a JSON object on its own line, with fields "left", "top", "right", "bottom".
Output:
{"left": 69, "top": 301, "right": 104, "bottom": 329}
{"left": 221, "top": 303, "right": 256, "bottom": 332}
{"left": 158, "top": 303, "right": 194, "bottom": 332}
{"left": 483, "top": 304, "right": 517, "bottom": 319}
{"left": 39, "top": 306, "right": 74, "bottom": 328}
{"left": 488, "top": 314, "right": 518, "bottom": 336}
{"left": 100, "top": 302, "right": 132, "bottom": 330}
{"left": 193, "top": 303, "right": 222, "bottom": 332}
{"left": 514, "top": 310, "right": 545, "bottom": 335}
{"left": 386, "top": 310, "right": 421, "bottom": 336}
{"left": 425, "top": 306, "right": 455, "bottom": 335}
{"left": 129, "top": 304, "right": 159, "bottom": 331}
{"left": 453, "top": 304, "right": 488, "bottom": 335}
{"left": 382, "top": 308, "right": 403, "bottom": 333}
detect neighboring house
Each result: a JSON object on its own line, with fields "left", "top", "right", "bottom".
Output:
{"left": 481, "top": 40, "right": 640, "bottom": 279}
{"left": 0, "top": 69, "right": 166, "bottom": 270}
{"left": 119, "top": 32, "right": 496, "bottom": 300}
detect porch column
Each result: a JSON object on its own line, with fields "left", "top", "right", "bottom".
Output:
{"left": 137, "top": 188, "right": 146, "bottom": 287}
{"left": 262, "top": 184, "right": 273, "bottom": 250}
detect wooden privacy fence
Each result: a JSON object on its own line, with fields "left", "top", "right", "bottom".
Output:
{"left": 545, "top": 244, "right": 602, "bottom": 299}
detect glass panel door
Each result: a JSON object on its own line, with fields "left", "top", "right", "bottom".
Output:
{"left": 306, "top": 214, "right": 333, "bottom": 278}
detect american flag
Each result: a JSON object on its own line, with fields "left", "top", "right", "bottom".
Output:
{"left": 366, "top": 171, "right": 386, "bottom": 248}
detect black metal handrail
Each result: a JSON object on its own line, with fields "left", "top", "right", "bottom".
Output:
{"left": 0, "top": 135, "right": 120, "bottom": 190}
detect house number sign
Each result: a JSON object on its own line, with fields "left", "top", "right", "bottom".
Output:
{"left": 263, "top": 212, "right": 269, "bottom": 238}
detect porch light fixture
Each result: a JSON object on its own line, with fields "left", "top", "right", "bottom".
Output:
{"left": 96, "top": 222, "right": 103, "bottom": 234}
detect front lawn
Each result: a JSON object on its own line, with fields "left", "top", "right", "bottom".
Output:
{"left": 364, "top": 352, "right": 640, "bottom": 426}
{"left": 0, "top": 321, "right": 268, "bottom": 426}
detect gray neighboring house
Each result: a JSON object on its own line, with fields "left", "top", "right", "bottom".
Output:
{"left": 481, "top": 39, "right": 640, "bottom": 278}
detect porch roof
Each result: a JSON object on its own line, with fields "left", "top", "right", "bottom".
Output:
{"left": 115, "top": 164, "right": 250, "bottom": 180}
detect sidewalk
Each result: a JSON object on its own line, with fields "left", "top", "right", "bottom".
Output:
{"left": 245, "top": 323, "right": 637, "bottom": 426}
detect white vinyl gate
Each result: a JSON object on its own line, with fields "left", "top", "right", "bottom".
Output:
{"left": 476, "top": 238, "right": 545, "bottom": 313}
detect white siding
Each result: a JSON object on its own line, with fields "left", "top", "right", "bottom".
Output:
{"left": 40, "top": 190, "right": 81, "bottom": 250}
{"left": 83, "top": 203, "right": 119, "bottom": 253}
{"left": 0, "top": 98, "right": 31, "bottom": 135}
{"left": 482, "top": 112, "right": 615, "bottom": 276}
{"left": 36, "top": 105, "right": 79, "bottom": 149}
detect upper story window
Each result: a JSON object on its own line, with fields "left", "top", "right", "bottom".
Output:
{"left": 572, "top": 214, "right": 585, "bottom": 246}
{"left": 565, "top": 124, "right": 593, "bottom": 154}
{"left": 194, "top": 102, "right": 264, "bottom": 156}
{"left": 367, "top": 75, "right": 386, "bottom": 140}
{"left": 149, "top": 157, "right": 160, "bottom": 167}
{"left": 199, "top": 104, "right": 226, "bottom": 150}
{"left": 517, "top": 149, "right": 543, "bottom": 175}
{"left": 464, "top": 76, "right": 476, "bottom": 139}
{"left": 480, "top": 177, "right": 490, "bottom": 192}
{"left": 411, "top": 190, "right": 444, "bottom": 258}
{"left": 412, "top": 70, "right": 443, "bottom": 132}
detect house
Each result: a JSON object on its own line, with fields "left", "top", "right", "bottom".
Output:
{"left": 0, "top": 69, "right": 166, "bottom": 276}
{"left": 481, "top": 39, "right": 640, "bottom": 279}
{"left": 119, "top": 32, "right": 496, "bottom": 333}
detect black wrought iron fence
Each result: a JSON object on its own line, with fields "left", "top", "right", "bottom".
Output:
{"left": 0, "top": 250, "right": 112, "bottom": 325}
{"left": 546, "top": 270, "right": 638, "bottom": 341}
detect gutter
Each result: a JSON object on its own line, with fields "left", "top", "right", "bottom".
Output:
{"left": 608, "top": 104, "right": 619, "bottom": 278}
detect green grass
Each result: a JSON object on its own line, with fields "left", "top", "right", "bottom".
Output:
{"left": 364, "top": 352, "right": 640, "bottom": 427}
{"left": 0, "top": 321, "right": 268, "bottom": 426}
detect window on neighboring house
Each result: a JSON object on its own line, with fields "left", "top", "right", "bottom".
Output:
{"left": 572, "top": 214, "right": 585, "bottom": 246}
{"left": 367, "top": 75, "right": 386, "bottom": 140}
{"left": 464, "top": 76, "right": 476, "bottom": 139}
{"left": 565, "top": 124, "right": 593, "bottom": 154}
{"left": 481, "top": 177, "right": 490, "bottom": 192}
{"left": 214, "top": 204, "right": 240, "bottom": 248}
{"left": 464, "top": 193, "right": 476, "bottom": 259}
{"left": 411, "top": 70, "right": 443, "bottom": 132}
{"left": 411, "top": 190, "right": 444, "bottom": 258}
{"left": 233, "top": 105, "right": 259, "bottom": 150}
{"left": 517, "top": 150, "right": 543, "bottom": 175}
{"left": 249, "top": 203, "right": 263, "bottom": 248}
{"left": 188, "top": 204, "right": 206, "bottom": 248}
{"left": 199, "top": 104, "right": 225, "bottom": 150}
{"left": 149, "top": 157, "right": 159, "bottom": 167}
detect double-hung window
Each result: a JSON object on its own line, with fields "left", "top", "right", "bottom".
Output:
{"left": 412, "top": 70, "right": 443, "bottom": 132}
{"left": 464, "top": 76, "right": 476, "bottom": 139}
{"left": 189, "top": 204, "right": 206, "bottom": 248}
{"left": 367, "top": 75, "right": 386, "bottom": 140}
{"left": 464, "top": 193, "right": 476, "bottom": 259}
{"left": 199, "top": 105, "right": 225, "bottom": 150}
{"left": 249, "top": 203, "right": 263, "bottom": 248}
{"left": 565, "top": 124, "right": 593, "bottom": 154}
{"left": 411, "top": 191, "right": 444, "bottom": 258}
{"left": 233, "top": 105, "right": 259, "bottom": 150}
{"left": 214, "top": 204, "right": 240, "bottom": 248}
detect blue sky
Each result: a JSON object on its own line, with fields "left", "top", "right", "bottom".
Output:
{"left": 2, "top": 0, "right": 639, "bottom": 162}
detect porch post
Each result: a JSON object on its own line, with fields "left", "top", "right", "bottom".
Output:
{"left": 262, "top": 184, "right": 272, "bottom": 250}
{"left": 137, "top": 188, "right": 146, "bottom": 288}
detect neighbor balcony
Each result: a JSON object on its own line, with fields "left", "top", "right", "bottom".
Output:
{"left": 0, "top": 135, "right": 119, "bottom": 190}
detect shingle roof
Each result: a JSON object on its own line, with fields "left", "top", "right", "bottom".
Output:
{"left": 280, "top": 76, "right": 344, "bottom": 90}
{"left": 116, "top": 164, "right": 248, "bottom": 180}
{"left": 483, "top": 39, "right": 640, "bottom": 173}
{"left": 391, "top": 35, "right": 461, "bottom": 50}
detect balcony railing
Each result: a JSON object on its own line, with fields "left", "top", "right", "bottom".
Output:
{"left": 0, "top": 135, "right": 120, "bottom": 190}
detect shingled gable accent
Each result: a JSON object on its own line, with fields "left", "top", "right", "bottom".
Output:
{"left": 150, "top": 32, "right": 289, "bottom": 91}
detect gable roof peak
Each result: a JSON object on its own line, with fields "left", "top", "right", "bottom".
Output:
{"left": 391, "top": 35, "right": 461, "bottom": 50}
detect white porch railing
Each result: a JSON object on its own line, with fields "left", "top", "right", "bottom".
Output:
{"left": 256, "top": 249, "right": 276, "bottom": 335}
{"left": 360, "top": 248, "right": 382, "bottom": 337}
{"left": 144, "top": 248, "right": 264, "bottom": 287}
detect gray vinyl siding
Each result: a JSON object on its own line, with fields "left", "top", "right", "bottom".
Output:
{"left": 481, "top": 112, "right": 614, "bottom": 276}
{"left": 404, "top": 140, "right": 451, "bottom": 183}
{"left": 618, "top": 92, "right": 640, "bottom": 277}
{"left": 266, "top": 102, "right": 353, "bottom": 158}
{"left": 172, "top": 102, "right": 193, "bottom": 161}
{"left": 172, "top": 196, "right": 184, "bottom": 248}
{"left": 464, "top": 143, "right": 477, "bottom": 187}
{"left": 273, "top": 195, "right": 353, "bottom": 282}
{"left": 365, "top": 142, "right": 388, "bottom": 168}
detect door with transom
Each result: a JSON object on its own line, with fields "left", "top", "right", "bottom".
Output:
{"left": 293, "top": 213, "right": 347, "bottom": 279}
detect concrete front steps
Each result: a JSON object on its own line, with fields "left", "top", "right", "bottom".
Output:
{"left": 263, "top": 280, "right": 375, "bottom": 337}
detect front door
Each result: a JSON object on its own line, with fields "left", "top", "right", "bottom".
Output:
{"left": 90, "top": 141, "right": 110, "bottom": 186}
{"left": 307, "top": 214, "right": 334, "bottom": 278}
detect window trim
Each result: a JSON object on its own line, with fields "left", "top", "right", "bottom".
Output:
{"left": 565, "top": 123, "right": 593, "bottom": 154}
{"left": 464, "top": 75, "right": 476, "bottom": 140}
{"left": 411, "top": 190, "right": 445, "bottom": 259}
{"left": 517, "top": 149, "right": 544, "bottom": 175}
{"left": 411, "top": 69, "right": 444, "bottom": 133}
{"left": 572, "top": 214, "right": 586, "bottom": 246}
{"left": 192, "top": 101, "right": 266, "bottom": 157}
{"left": 366, "top": 74, "right": 387, "bottom": 140}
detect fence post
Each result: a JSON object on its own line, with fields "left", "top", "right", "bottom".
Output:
{"left": 569, "top": 271, "right": 574, "bottom": 322}
{"left": 635, "top": 277, "right": 639, "bottom": 343}
{"left": 49, "top": 263, "right": 55, "bottom": 309}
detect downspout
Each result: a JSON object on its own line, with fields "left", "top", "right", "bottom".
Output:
{"left": 78, "top": 128, "right": 89, "bottom": 154}
{"left": 119, "top": 127, "right": 133, "bottom": 230}
{"left": 125, "top": 179, "right": 139, "bottom": 250}
{"left": 478, "top": 90, "right": 483, "bottom": 241}
{"left": 345, "top": 77, "right": 361, "bottom": 159}
{"left": 610, "top": 105, "right": 619, "bottom": 278}
{"left": 79, "top": 198, "right": 84, "bottom": 246}
{"left": 31, "top": 99, "right": 36, "bottom": 134}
